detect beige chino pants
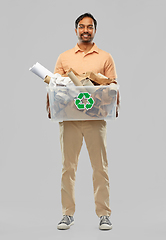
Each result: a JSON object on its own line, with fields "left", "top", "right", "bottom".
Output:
{"left": 59, "top": 120, "right": 111, "bottom": 217}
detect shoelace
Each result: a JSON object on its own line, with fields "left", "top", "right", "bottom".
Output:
{"left": 60, "top": 215, "right": 70, "bottom": 223}
{"left": 101, "top": 216, "right": 110, "bottom": 224}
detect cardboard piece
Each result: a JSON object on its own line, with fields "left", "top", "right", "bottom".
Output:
{"left": 67, "top": 70, "right": 83, "bottom": 86}
{"left": 44, "top": 75, "right": 51, "bottom": 84}
{"left": 44, "top": 69, "right": 117, "bottom": 87}
{"left": 66, "top": 68, "right": 117, "bottom": 86}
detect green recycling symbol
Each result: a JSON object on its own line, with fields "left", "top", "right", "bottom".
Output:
{"left": 74, "top": 92, "right": 94, "bottom": 110}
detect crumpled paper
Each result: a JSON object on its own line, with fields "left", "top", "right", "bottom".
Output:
{"left": 49, "top": 73, "right": 74, "bottom": 87}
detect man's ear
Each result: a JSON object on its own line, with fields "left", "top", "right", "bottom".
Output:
{"left": 75, "top": 28, "right": 77, "bottom": 35}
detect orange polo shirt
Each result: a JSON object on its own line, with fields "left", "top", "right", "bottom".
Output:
{"left": 54, "top": 43, "right": 117, "bottom": 79}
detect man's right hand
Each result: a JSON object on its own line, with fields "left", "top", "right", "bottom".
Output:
{"left": 46, "top": 93, "right": 51, "bottom": 119}
{"left": 116, "top": 90, "right": 120, "bottom": 118}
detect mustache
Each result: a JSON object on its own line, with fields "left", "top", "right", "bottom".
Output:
{"left": 81, "top": 32, "right": 91, "bottom": 36}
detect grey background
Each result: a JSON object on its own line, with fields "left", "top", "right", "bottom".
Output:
{"left": 0, "top": 0, "right": 166, "bottom": 239}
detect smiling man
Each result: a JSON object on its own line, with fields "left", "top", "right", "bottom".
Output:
{"left": 76, "top": 16, "right": 96, "bottom": 44}
{"left": 50, "top": 13, "right": 118, "bottom": 231}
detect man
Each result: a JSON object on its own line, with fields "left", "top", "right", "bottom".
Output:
{"left": 48, "top": 13, "right": 118, "bottom": 230}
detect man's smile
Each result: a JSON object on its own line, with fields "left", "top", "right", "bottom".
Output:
{"left": 81, "top": 33, "right": 91, "bottom": 37}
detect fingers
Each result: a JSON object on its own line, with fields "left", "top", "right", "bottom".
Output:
{"left": 46, "top": 93, "right": 51, "bottom": 118}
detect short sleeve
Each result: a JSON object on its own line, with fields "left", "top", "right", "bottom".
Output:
{"left": 54, "top": 54, "right": 65, "bottom": 75}
{"left": 104, "top": 53, "right": 117, "bottom": 79}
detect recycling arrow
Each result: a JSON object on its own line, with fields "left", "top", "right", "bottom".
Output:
{"left": 74, "top": 92, "right": 94, "bottom": 110}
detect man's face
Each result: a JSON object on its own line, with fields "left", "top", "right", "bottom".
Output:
{"left": 75, "top": 17, "right": 96, "bottom": 43}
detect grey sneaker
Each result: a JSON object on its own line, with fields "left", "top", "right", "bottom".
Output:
{"left": 57, "top": 215, "right": 74, "bottom": 230}
{"left": 99, "top": 216, "right": 112, "bottom": 230}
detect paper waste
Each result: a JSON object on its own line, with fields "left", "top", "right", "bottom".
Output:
{"left": 29, "top": 62, "right": 119, "bottom": 120}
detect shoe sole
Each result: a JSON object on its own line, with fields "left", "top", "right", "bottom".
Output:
{"left": 57, "top": 221, "right": 74, "bottom": 230}
{"left": 99, "top": 224, "right": 113, "bottom": 230}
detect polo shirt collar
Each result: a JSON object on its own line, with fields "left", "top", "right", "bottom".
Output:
{"left": 74, "top": 43, "right": 99, "bottom": 54}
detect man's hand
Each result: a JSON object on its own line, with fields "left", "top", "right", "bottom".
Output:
{"left": 116, "top": 90, "right": 120, "bottom": 118}
{"left": 46, "top": 93, "right": 51, "bottom": 119}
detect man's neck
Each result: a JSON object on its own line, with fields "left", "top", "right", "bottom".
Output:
{"left": 77, "top": 42, "right": 94, "bottom": 53}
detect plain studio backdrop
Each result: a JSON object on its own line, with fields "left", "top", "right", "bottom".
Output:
{"left": 0, "top": 0, "right": 166, "bottom": 239}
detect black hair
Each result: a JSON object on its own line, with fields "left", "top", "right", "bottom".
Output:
{"left": 75, "top": 13, "right": 97, "bottom": 30}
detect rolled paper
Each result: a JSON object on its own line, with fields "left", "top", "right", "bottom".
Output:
{"left": 67, "top": 71, "right": 83, "bottom": 86}
{"left": 81, "top": 78, "right": 94, "bottom": 87}
{"left": 81, "top": 79, "right": 96, "bottom": 94}
{"left": 44, "top": 75, "right": 51, "bottom": 84}
{"left": 29, "top": 62, "right": 54, "bottom": 79}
